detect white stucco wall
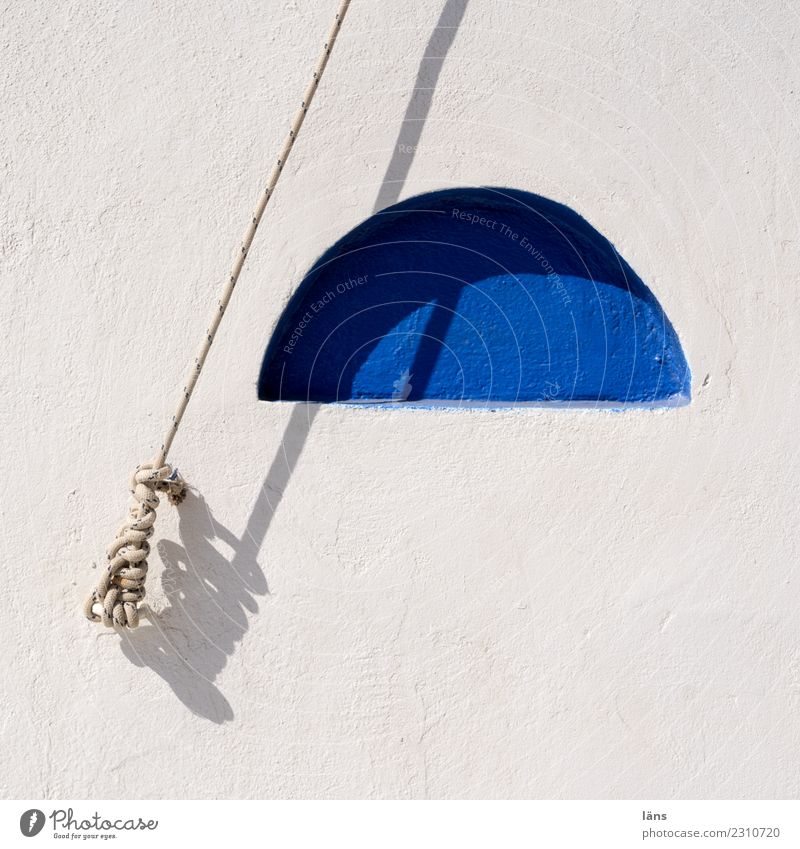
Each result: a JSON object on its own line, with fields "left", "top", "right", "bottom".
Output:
{"left": 3, "top": 0, "right": 799, "bottom": 799}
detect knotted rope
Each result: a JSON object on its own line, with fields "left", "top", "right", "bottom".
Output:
{"left": 84, "top": 0, "right": 353, "bottom": 628}
{"left": 83, "top": 465, "right": 187, "bottom": 628}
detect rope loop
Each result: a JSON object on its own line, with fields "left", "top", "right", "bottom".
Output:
{"left": 83, "top": 463, "right": 186, "bottom": 628}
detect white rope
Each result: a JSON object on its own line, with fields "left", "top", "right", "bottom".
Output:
{"left": 85, "top": 0, "right": 353, "bottom": 628}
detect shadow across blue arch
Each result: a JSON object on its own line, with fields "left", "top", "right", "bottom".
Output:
{"left": 258, "top": 187, "right": 690, "bottom": 407}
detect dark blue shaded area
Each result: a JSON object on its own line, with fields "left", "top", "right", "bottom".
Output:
{"left": 258, "top": 187, "right": 690, "bottom": 406}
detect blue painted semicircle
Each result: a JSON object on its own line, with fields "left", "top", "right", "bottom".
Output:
{"left": 258, "top": 187, "right": 690, "bottom": 407}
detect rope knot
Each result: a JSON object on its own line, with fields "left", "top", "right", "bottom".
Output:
{"left": 83, "top": 463, "right": 187, "bottom": 628}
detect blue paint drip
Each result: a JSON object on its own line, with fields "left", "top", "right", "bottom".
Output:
{"left": 259, "top": 187, "right": 690, "bottom": 407}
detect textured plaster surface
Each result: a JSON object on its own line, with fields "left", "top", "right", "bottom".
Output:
{"left": 2, "top": 0, "right": 799, "bottom": 799}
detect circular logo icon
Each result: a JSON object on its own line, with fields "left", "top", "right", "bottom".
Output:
{"left": 19, "top": 809, "right": 46, "bottom": 837}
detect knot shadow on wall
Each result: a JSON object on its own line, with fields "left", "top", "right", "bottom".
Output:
{"left": 259, "top": 187, "right": 690, "bottom": 408}
{"left": 120, "top": 491, "right": 270, "bottom": 723}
